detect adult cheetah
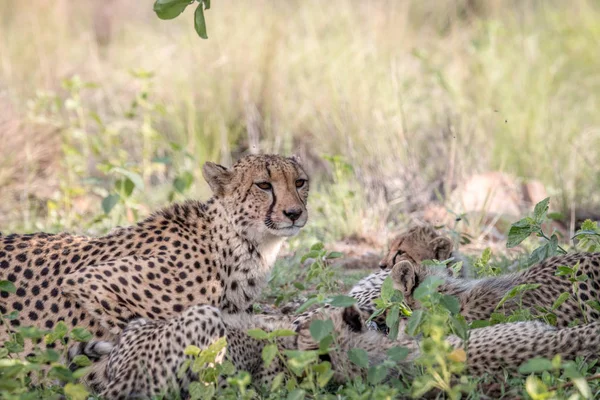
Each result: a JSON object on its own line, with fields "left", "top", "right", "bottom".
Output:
{"left": 0, "top": 154, "right": 309, "bottom": 356}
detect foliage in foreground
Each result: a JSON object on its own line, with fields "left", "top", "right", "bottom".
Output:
{"left": 2, "top": 199, "right": 600, "bottom": 399}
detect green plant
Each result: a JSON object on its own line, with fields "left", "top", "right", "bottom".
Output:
{"left": 153, "top": 0, "right": 211, "bottom": 39}
{"left": 573, "top": 219, "right": 600, "bottom": 252}
{"left": 507, "top": 198, "right": 567, "bottom": 266}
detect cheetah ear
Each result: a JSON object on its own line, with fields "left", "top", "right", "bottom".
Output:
{"left": 391, "top": 260, "right": 418, "bottom": 294}
{"left": 202, "top": 162, "right": 233, "bottom": 197}
{"left": 289, "top": 154, "right": 302, "bottom": 164}
{"left": 429, "top": 237, "right": 453, "bottom": 261}
{"left": 342, "top": 305, "right": 364, "bottom": 333}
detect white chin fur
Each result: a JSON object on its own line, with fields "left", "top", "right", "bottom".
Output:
{"left": 271, "top": 226, "right": 301, "bottom": 237}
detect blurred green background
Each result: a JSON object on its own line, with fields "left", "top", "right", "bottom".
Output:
{"left": 1, "top": 0, "right": 599, "bottom": 248}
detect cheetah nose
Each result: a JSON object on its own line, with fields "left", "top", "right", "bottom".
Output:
{"left": 283, "top": 208, "right": 302, "bottom": 222}
{"left": 379, "top": 262, "right": 388, "bottom": 270}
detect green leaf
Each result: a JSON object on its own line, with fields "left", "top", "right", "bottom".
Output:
{"left": 112, "top": 167, "right": 144, "bottom": 190}
{"left": 387, "top": 346, "right": 410, "bottom": 362}
{"left": 586, "top": 300, "right": 600, "bottom": 312}
{"left": 326, "top": 251, "right": 343, "bottom": 259}
{"left": 413, "top": 276, "right": 444, "bottom": 302}
{"left": 271, "top": 372, "right": 284, "bottom": 391}
{"left": 295, "top": 296, "right": 321, "bottom": 314}
{"left": 406, "top": 309, "right": 424, "bottom": 336}
{"left": 440, "top": 294, "right": 461, "bottom": 314}
{"left": 551, "top": 292, "right": 571, "bottom": 310}
{"left": 496, "top": 283, "right": 541, "bottom": 309}
{"left": 367, "top": 365, "right": 388, "bottom": 384}
{"left": 555, "top": 266, "right": 573, "bottom": 276}
{"left": 48, "top": 365, "right": 75, "bottom": 383}
{"left": 102, "top": 194, "right": 120, "bottom": 214}
{"left": 246, "top": 329, "right": 269, "bottom": 340}
{"left": 64, "top": 383, "right": 90, "bottom": 400}
{"left": 386, "top": 306, "right": 400, "bottom": 340}
{"left": 518, "top": 357, "right": 554, "bottom": 374}
{"left": 269, "top": 329, "right": 297, "bottom": 338}
{"left": 71, "top": 355, "right": 92, "bottom": 367}
{"left": 300, "top": 250, "right": 321, "bottom": 263}
{"left": 262, "top": 343, "right": 278, "bottom": 367}
{"left": 116, "top": 177, "right": 135, "bottom": 198}
{"left": 469, "top": 319, "right": 491, "bottom": 329}
{"left": 310, "top": 242, "right": 325, "bottom": 251}
{"left": 173, "top": 171, "right": 194, "bottom": 193}
{"left": 287, "top": 389, "right": 306, "bottom": 400}
{"left": 293, "top": 282, "right": 305, "bottom": 290}
{"left": 380, "top": 276, "right": 395, "bottom": 303}
{"left": 0, "top": 280, "right": 16, "bottom": 294}
{"left": 70, "top": 328, "right": 93, "bottom": 342}
{"left": 348, "top": 348, "right": 369, "bottom": 368}
{"left": 194, "top": 3, "right": 208, "bottom": 39}
{"left": 153, "top": 0, "right": 192, "bottom": 20}
{"left": 309, "top": 319, "right": 334, "bottom": 342}
{"left": 533, "top": 198, "right": 550, "bottom": 223}
{"left": 328, "top": 295, "right": 357, "bottom": 308}
{"left": 572, "top": 377, "right": 592, "bottom": 399}
{"left": 507, "top": 218, "right": 536, "bottom": 248}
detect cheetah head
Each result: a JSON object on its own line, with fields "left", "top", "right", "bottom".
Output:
{"left": 295, "top": 305, "right": 396, "bottom": 383}
{"left": 378, "top": 225, "right": 453, "bottom": 271}
{"left": 390, "top": 260, "right": 452, "bottom": 309}
{"left": 202, "top": 154, "right": 309, "bottom": 239}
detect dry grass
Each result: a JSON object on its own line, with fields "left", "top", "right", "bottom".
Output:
{"left": 1, "top": 0, "right": 599, "bottom": 244}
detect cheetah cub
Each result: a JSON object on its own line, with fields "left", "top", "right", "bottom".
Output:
{"left": 0, "top": 154, "right": 309, "bottom": 355}
{"left": 80, "top": 305, "right": 400, "bottom": 399}
{"left": 390, "top": 251, "right": 600, "bottom": 326}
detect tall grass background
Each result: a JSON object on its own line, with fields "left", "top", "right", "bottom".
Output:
{"left": 1, "top": 0, "right": 599, "bottom": 246}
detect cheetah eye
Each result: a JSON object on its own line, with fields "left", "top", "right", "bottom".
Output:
{"left": 295, "top": 179, "right": 306, "bottom": 188}
{"left": 256, "top": 182, "right": 272, "bottom": 191}
{"left": 393, "top": 250, "right": 404, "bottom": 264}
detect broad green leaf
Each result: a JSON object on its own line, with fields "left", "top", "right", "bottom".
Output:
{"left": 310, "top": 242, "right": 325, "bottom": 251}
{"left": 367, "top": 365, "right": 387, "bottom": 384}
{"left": 71, "top": 355, "right": 92, "bottom": 367}
{"left": 387, "top": 346, "right": 410, "bottom": 362}
{"left": 348, "top": 348, "right": 369, "bottom": 368}
{"left": 406, "top": 309, "right": 424, "bottom": 336}
{"left": 262, "top": 343, "right": 278, "bottom": 367}
{"left": 533, "top": 197, "right": 550, "bottom": 223}
{"left": 326, "top": 251, "right": 343, "bottom": 259}
{"left": 295, "top": 296, "right": 321, "bottom": 314}
{"left": 64, "top": 383, "right": 90, "bottom": 400}
{"left": 328, "top": 295, "right": 357, "bottom": 308}
{"left": 309, "top": 319, "right": 334, "bottom": 342}
{"left": 413, "top": 276, "right": 444, "bottom": 302}
{"left": 271, "top": 372, "right": 284, "bottom": 391}
{"left": 174, "top": 171, "right": 194, "bottom": 193}
{"left": 70, "top": 327, "right": 93, "bottom": 342}
{"left": 380, "top": 276, "right": 395, "bottom": 303}
{"left": 153, "top": 0, "right": 192, "bottom": 20}
{"left": 115, "top": 178, "right": 135, "bottom": 198}
{"left": 440, "top": 294, "right": 461, "bottom": 314}
{"left": 572, "top": 377, "right": 592, "bottom": 399}
{"left": 586, "top": 300, "right": 600, "bottom": 312}
{"left": 507, "top": 218, "right": 536, "bottom": 248}
{"left": 0, "top": 280, "right": 16, "bottom": 294}
{"left": 317, "top": 368, "right": 334, "bottom": 388}
{"left": 269, "top": 329, "right": 297, "bottom": 338}
{"left": 287, "top": 389, "right": 306, "bottom": 400}
{"left": 112, "top": 167, "right": 144, "bottom": 190}
{"left": 551, "top": 293, "right": 571, "bottom": 310}
{"left": 518, "top": 357, "right": 554, "bottom": 374}
{"left": 48, "top": 365, "right": 75, "bottom": 383}
{"left": 318, "top": 334, "right": 333, "bottom": 353}
{"left": 469, "top": 319, "right": 491, "bottom": 329}
{"left": 555, "top": 266, "right": 573, "bottom": 276}
{"left": 246, "top": 329, "right": 269, "bottom": 340}
{"left": 300, "top": 250, "right": 321, "bottom": 263}
{"left": 386, "top": 306, "right": 400, "bottom": 340}
{"left": 525, "top": 375, "right": 553, "bottom": 400}
{"left": 102, "top": 194, "right": 120, "bottom": 214}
